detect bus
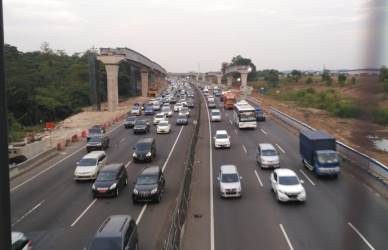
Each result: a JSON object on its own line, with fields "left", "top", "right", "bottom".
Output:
{"left": 233, "top": 100, "right": 257, "bottom": 129}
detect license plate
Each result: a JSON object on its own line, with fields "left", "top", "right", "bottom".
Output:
{"left": 98, "top": 188, "right": 108, "bottom": 192}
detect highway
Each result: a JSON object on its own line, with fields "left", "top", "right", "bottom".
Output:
{"left": 10, "top": 92, "right": 199, "bottom": 250}
{"left": 183, "top": 83, "right": 388, "bottom": 250}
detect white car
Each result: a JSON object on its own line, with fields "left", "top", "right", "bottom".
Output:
{"left": 162, "top": 106, "right": 173, "bottom": 117}
{"left": 217, "top": 165, "right": 242, "bottom": 198}
{"left": 130, "top": 106, "right": 141, "bottom": 116}
{"left": 157, "top": 120, "right": 171, "bottom": 134}
{"left": 174, "top": 103, "right": 183, "bottom": 112}
{"left": 74, "top": 151, "right": 106, "bottom": 181}
{"left": 152, "top": 101, "right": 161, "bottom": 111}
{"left": 270, "top": 169, "right": 306, "bottom": 203}
{"left": 178, "top": 107, "right": 190, "bottom": 117}
{"left": 12, "top": 232, "right": 32, "bottom": 250}
{"left": 207, "top": 96, "right": 215, "bottom": 102}
{"left": 153, "top": 113, "right": 167, "bottom": 125}
{"left": 210, "top": 109, "right": 222, "bottom": 122}
{"left": 213, "top": 130, "right": 231, "bottom": 148}
{"left": 256, "top": 143, "right": 280, "bottom": 168}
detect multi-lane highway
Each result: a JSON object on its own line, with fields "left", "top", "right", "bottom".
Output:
{"left": 183, "top": 83, "right": 388, "bottom": 250}
{"left": 10, "top": 89, "right": 199, "bottom": 250}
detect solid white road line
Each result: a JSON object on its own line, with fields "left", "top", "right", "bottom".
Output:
{"left": 348, "top": 222, "right": 376, "bottom": 250}
{"left": 260, "top": 129, "right": 268, "bottom": 135}
{"left": 299, "top": 169, "right": 316, "bottom": 186}
{"left": 229, "top": 120, "right": 233, "bottom": 125}
{"left": 12, "top": 200, "right": 45, "bottom": 226}
{"left": 162, "top": 125, "right": 184, "bottom": 172}
{"left": 279, "top": 224, "right": 295, "bottom": 250}
{"left": 125, "top": 160, "right": 132, "bottom": 169}
{"left": 70, "top": 199, "right": 97, "bottom": 227}
{"left": 136, "top": 205, "right": 148, "bottom": 225}
{"left": 254, "top": 170, "right": 263, "bottom": 187}
{"left": 242, "top": 144, "right": 247, "bottom": 154}
{"left": 201, "top": 88, "right": 215, "bottom": 250}
{"left": 11, "top": 122, "right": 124, "bottom": 192}
{"left": 275, "top": 144, "right": 286, "bottom": 154}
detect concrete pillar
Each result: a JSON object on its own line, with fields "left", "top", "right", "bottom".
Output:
{"left": 141, "top": 68, "right": 149, "bottom": 97}
{"left": 129, "top": 65, "right": 137, "bottom": 97}
{"left": 216, "top": 75, "right": 222, "bottom": 84}
{"left": 227, "top": 75, "right": 233, "bottom": 86}
{"left": 97, "top": 55, "right": 125, "bottom": 111}
{"left": 241, "top": 73, "right": 248, "bottom": 88}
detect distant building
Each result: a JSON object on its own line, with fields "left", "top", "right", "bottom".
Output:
{"left": 338, "top": 68, "right": 380, "bottom": 76}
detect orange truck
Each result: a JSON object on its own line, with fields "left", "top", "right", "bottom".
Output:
{"left": 223, "top": 92, "right": 237, "bottom": 109}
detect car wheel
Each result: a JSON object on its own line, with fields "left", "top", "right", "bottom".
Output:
{"left": 92, "top": 193, "right": 96, "bottom": 199}
{"left": 157, "top": 192, "right": 162, "bottom": 203}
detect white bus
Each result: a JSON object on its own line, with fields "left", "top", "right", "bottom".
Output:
{"left": 233, "top": 100, "right": 257, "bottom": 129}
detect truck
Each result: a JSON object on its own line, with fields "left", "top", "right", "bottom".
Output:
{"left": 299, "top": 130, "right": 341, "bottom": 177}
{"left": 223, "top": 92, "right": 237, "bottom": 109}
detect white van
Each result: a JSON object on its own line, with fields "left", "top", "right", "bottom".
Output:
{"left": 217, "top": 165, "right": 242, "bottom": 198}
{"left": 74, "top": 151, "right": 106, "bottom": 181}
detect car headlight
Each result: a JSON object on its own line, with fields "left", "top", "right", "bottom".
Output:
{"left": 151, "top": 188, "right": 158, "bottom": 194}
{"left": 299, "top": 189, "right": 306, "bottom": 196}
{"left": 133, "top": 189, "right": 138, "bottom": 195}
{"left": 92, "top": 184, "right": 96, "bottom": 190}
{"left": 133, "top": 152, "right": 137, "bottom": 157}
{"left": 146, "top": 152, "right": 151, "bottom": 157}
{"left": 109, "top": 183, "right": 117, "bottom": 190}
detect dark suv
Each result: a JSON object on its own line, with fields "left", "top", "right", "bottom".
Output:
{"left": 87, "top": 135, "right": 109, "bottom": 153}
{"left": 132, "top": 166, "right": 165, "bottom": 203}
{"left": 88, "top": 215, "right": 138, "bottom": 250}
{"left": 92, "top": 164, "right": 128, "bottom": 198}
{"left": 132, "top": 138, "right": 156, "bottom": 163}
{"left": 133, "top": 119, "right": 150, "bottom": 134}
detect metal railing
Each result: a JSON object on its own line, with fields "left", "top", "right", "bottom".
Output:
{"left": 164, "top": 88, "right": 202, "bottom": 250}
{"left": 269, "top": 107, "right": 388, "bottom": 183}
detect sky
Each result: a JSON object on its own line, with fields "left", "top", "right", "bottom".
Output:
{"left": 3, "top": 0, "right": 388, "bottom": 72}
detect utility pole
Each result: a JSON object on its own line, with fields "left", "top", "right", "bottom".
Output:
{"left": 0, "top": 0, "right": 12, "bottom": 249}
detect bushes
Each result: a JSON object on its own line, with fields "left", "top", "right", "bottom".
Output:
{"left": 373, "top": 108, "right": 388, "bottom": 125}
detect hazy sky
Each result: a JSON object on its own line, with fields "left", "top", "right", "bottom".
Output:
{"left": 3, "top": 0, "right": 387, "bottom": 72}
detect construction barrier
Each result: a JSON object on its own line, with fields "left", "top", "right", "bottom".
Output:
{"left": 71, "top": 134, "right": 79, "bottom": 142}
{"left": 65, "top": 139, "right": 71, "bottom": 146}
{"left": 81, "top": 130, "right": 88, "bottom": 138}
{"left": 57, "top": 142, "right": 65, "bottom": 151}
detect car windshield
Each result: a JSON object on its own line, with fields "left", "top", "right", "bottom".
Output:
{"left": 136, "top": 143, "right": 150, "bottom": 151}
{"left": 261, "top": 149, "right": 277, "bottom": 156}
{"left": 89, "top": 128, "right": 102, "bottom": 134}
{"left": 159, "top": 121, "right": 168, "bottom": 126}
{"left": 88, "top": 136, "right": 102, "bottom": 143}
{"left": 221, "top": 173, "right": 239, "bottom": 183}
{"left": 126, "top": 117, "right": 136, "bottom": 121}
{"left": 162, "top": 107, "right": 170, "bottom": 111}
{"left": 212, "top": 111, "right": 220, "bottom": 116}
{"left": 97, "top": 171, "right": 116, "bottom": 181}
{"left": 177, "top": 115, "right": 186, "bottom": 119}
{"left": 278, "top": 176, "right": 300, "bottom": 185}
{"left": 136, "top": 120, "right": 146, "bottom": 125}
{"left": 137, "top": 174, "right": 158, "bottom": 185}
{"left": 78, "top": 158, "right": 97, "bottom": 166}
{"left": 216, "top": 134, "right": 228, "bottom": 139}
{"left": 317, "top": 151, "right": 339, "bottom": 164}
{"left": 181, "top": 108, "right": 188, "bottom": 112}
{"left": 156, "top": 114, "right": 164, "bottom": 118}
{"left": 89, "top": 238, "right": 122, "bottom": 250}
{"left": 132, "top": 107, "right": 139, "bottom": 111}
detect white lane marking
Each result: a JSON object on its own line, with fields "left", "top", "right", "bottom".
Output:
{"left": 299, "top": 169, "right": 316, "bottom": 186}
{"left": 70, "top": 199, "right": 97, "bottom": 227}
{"left": 162, "top": 125, "right": 184, "bottom": 172}
{"left": 201, "top": 88, "right": 215, "bottom": 250}
{"left": 229, "top": 120, "right": 233, "bottom": 125}
{"left": 11, "top": 122, "right": 124, "bottom": 192}
{"left": 12, "top": 200, "right": 45, "bottom": 226}
{"left": 242, "top": 144, "right": 247, "bottom": 154}
{"left": 254, "top": 170, "right": 263, "bottom": 187}
{"left": 280, "top": 224, "right": 294, "bottom": 250}
{"left": 348, "top": 222, "right": 376, "bottom": 250}
{"left": 275, "top": 144, "right": 286, "bottom": 154}
{"left": 136, "top": 204, "right": 148, "bottom": 225}
{"left": 234, "top": 129, "right": 238, "bottom": 136}
{"left": 120, "top": 138, "right": 126, "bottom": 144}
{"left": 125, "top": 160, "right": 132, "bottom": 169}
{"left": 260, "top": 129, "right": 268, "bottom": 135}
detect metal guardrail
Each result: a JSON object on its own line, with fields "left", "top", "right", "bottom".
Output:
{"left": 164, "top": 86, "right": 202, "bottom": 250}
{"left": 269, "top": 107, "right": 388, "bottom": 183}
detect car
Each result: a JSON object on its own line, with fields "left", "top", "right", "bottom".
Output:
{"left": 174, "top": 103, "right": 183, "bottom": 112}
{"left": 74, "top": 151, "right": 107, "bottom": 181}
{"left": 207, "top": 96, "right": 215, "bottom": 102}
{"left": 170, "top": 97, "right": 177, "bottom": 104}
{"left": 92, "top": 163, "right": 128, "bottom": 198}
{"left": 89, "top": 125, "right": 106, "bottom": 135}
{"left": 210, "top": 109, "right": 222, "bottom": 122}
{"left": 12, "top": 231, "right": 32, "bottom": 250}
{"left": 208, "top": 101, "right": 216, "bottom": 109}
{"left": 144, "top": 105, "right": 155, "bottom": 115}
{"left": 157, "top": 120, "right": 171, "bottom": 134}
{"left": 213, "top": 130, "right": 231, "bottom": 148}
{"left": 132, "top": 166, "right": 165, "bottom": 203}
{"left": 153, "top": 113, "right": 167, "bottom": 125}
{"left": 217, "top": 165, "right": 242, "bottom": 198}
{"left": 130, "top": 106, "right": 141, "bottom": 116}
{"left": 161, "top": 106, "right": 173, "bottom": 117}
{"left": 176, "top": 114, "right": 188, "bottom": 125}
{"left": 178, "top": 107, "right": 190, "bottom": 117}
{"left": 270, "top": 168, "right": 306, "bottom": 203}
{"left": 132, "top": 138, "right": 156, "bottom": 162}
{"left": 88, "top": 215, "right": 138, "bottom": 250}
{"left": 86, "top": 135, "right": 109, "bottom": 153}
{"left": 152, "top": 101, "right": 161, "bottom": 111}
{"left": 255, "top": 107, "right": 266, "bottom": 121}
{"left": 133, "top": 119, "right": 150, "bottom": 134}
{"left": 187, "top": 100, "right": 194, "bottom": 108}
{"left": 162, "top": 102, "right": 170, "bottom": 107}
{"left": 124, "top": 116, "right": 137, "bottom": 128}
{"left": 256, "top": 143, "right": 280, "bottom": 168}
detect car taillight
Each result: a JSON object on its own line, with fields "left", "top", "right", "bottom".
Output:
{"left": 27, "top": 240, "right": 32, "bottom": 246}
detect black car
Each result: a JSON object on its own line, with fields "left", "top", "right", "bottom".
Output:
{"left": 132, "top": 166, "right": 165, "bottom": 203}
{"left": 133, "top": 119, "right": 150, "bottom": 134}
{"left": 87, "top": 135, "right": 110, "bottom": 153}
{"left": 124, "top": 116, "right": 137, "bottom": 129}
{"left": 132, "top": 138, "right": 156, "bottom": 163}
{"left": 176, "top": 114, "right": 188, "bottom": 125}
{"left": 170, "top": 97, "right": 177, "bottom": 104}
{"left": 208, "top": 101, "right": 216, "bottom": 109}
{"left": 92, "top": 163, "right": 128, "bottom": 198}
{"left": 88, "top": 215, "right": 138, "bottom": 250}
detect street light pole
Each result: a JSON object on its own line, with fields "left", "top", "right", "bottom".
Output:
{"left": 0, "top": 0, "right": 12, "bottom": 249}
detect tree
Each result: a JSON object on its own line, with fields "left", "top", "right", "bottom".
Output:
{"left": 351, "top": 77, "right": 357, "bottom": 85}
{"left": 221, "top": 62, "right": 229, "bottom": 75}
{"left": 306, "top": 77, "right": 313, "bottom": 84}
{"left": 321, "top": 69, "right": 332, "bottom": 85}
{"left": 229, "top": 55, "right": 257, "bottom": 81}
{"left": 290, "top": 70, "right": 302, "bottom": 82}
{"left": 379, "top": 66, "right": 388, "bottom": 82}
{"left": 263, "top": 69, "right": 280, "bottom": 87}
{"left": 338, "top": 74, "right": 347, "bottom": 85}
